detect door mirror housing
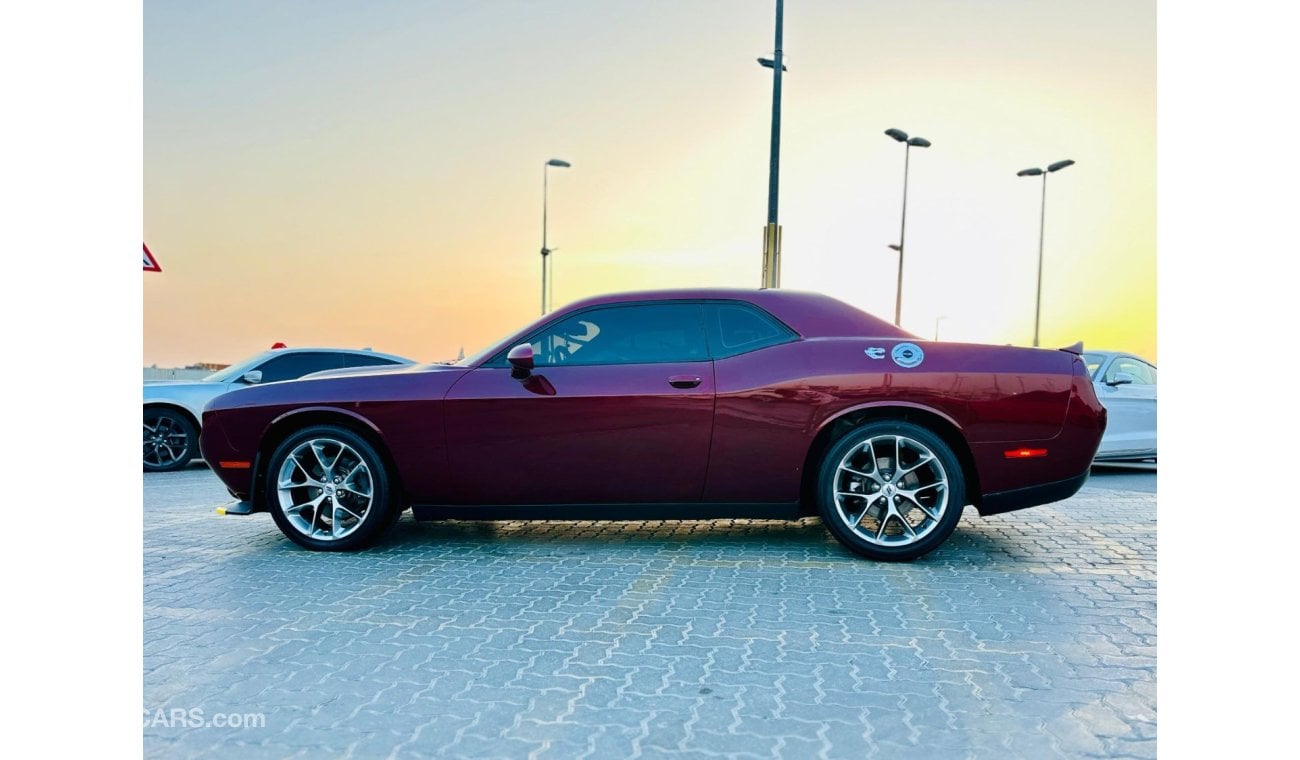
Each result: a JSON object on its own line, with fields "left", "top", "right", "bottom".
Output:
{"left": 1106, "top": 372, "right": 1134, "bottom": 387}
{"left": 240, "top": 370, "right": 263, "bottom": 384}
{"left": 507, "top": 344, "right": 534, "bottom": 379}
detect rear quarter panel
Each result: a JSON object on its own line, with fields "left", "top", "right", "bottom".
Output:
{"left": 705, "top": 338, "right": 1087, "bottom": 503}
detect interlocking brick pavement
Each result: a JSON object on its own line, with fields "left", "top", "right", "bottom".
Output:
{"left": 144, "top": 465, "right": 1155, "bottom": 758}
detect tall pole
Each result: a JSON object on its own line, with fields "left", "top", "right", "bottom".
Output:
{"left": 895, "top": 142, "right": 910, "bottom": 326}
{"left": 541, "top": 164, "right": 549, "bottom": 315}
{"left": 1033, "top": 173, "right": 1048, "bottom": 347}
{"left": 767, "top": 0, "right": 783, "bottom": 227}
{"left": 884, "top": 130, "right": 929, "bottom": 326}
{"left": 760, "top": 0, "right": 784, "bottom": 288}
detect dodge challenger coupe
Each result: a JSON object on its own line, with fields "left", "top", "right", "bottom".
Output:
{"left": 200, "top": 289, "right": 1106, "bottom": 561}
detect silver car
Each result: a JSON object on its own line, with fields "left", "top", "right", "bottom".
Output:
{"left": 1083, "top": 351, "right": 1157, "bottom": 462}
{"left": 143, "top": 346, "right": 415, "bottom": 472}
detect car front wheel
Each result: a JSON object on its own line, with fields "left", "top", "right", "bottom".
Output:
{"left": 143, "top": 408, "right": 198, "bottom": 472}
{"left": 265, "top": 425, "right": 397, "bottom": 551}
{"left": 817, "top": 420, "right": 966, "bottom": 561}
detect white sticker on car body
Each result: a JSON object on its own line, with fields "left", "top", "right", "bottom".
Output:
{"left": 891, "top": 342, "right": 925, "bottom": 368}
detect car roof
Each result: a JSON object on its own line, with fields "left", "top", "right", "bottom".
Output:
{"left": 257, "top": 347, "right": 415, "bottom": 363}
{"left": 1083, "top": 350, "right": 1156, "bottom": 368}
{"left": 560, "top": 288, "right": 912, "bottom": 340}
{"left": 1084, "top": 350, "right": 1154, "bottom": 361}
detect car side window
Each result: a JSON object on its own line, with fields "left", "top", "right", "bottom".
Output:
{"left": 1106, "top": 358, "right": 1156, "bottom": 385}
{"left": 705, "top": 302, "right": 796, "bottom": 358}
{"left": 346, "top": 354, "right": 402, "bottom": 368}
{"left": 253, "top": 352, "right": 346, "bottom": 383}
{"left": 523, "top": 304, "right": 708, "bottom": 367}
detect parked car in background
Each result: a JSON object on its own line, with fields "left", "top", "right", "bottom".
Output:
{"left": 1083, "top": 351, "right": 1157, "bottom": 462}
{"left": 200, "top": 289, "right": 1107, "bottom": 562}
{"left": 144, "top": 346, "right": 415, "bottom": 472}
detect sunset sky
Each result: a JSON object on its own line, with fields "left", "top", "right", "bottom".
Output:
{"left": 144, "top": 0, "right": 1154, "bottom": 367}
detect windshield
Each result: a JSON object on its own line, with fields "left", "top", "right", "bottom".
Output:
{"left": 455, "top": 342, "right": 498, "bottom": 367}
{"left": 203, "top": 351, "right": 273, "bottom": 383}
{"left": 1081, "top": 352, "right": 1106, "bottom": 380}
{"left": 455, "top": 319, "right": 541, "bottom": 367}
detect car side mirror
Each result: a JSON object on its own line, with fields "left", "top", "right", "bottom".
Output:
{"left": 1106, "top": 372, "right": 1134, "bottom": 387}
{"left": 507, "top": 344, "right": 534, "bottom": 379}
{"left": 240, "top": 370, "right": 263, "bottom": 384}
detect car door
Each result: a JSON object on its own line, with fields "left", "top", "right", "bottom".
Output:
{"left": 443, "top": 302, "right": 715, "bottom": 505}
{"left": 1094, "top": 355, "right": 1157, "bottom": 456}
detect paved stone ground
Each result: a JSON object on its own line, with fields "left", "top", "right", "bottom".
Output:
{"left": 144, "top": 465, "right": 1155, "bottom": 759}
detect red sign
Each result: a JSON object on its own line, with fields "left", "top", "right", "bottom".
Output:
{"left": 143, "top": 243, "right": 161, "bottom": 272}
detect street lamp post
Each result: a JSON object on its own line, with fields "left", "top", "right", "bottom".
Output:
{"left": 1017, "top": 159, "right": 1074, "bottom": 347}
{"left": 934, "top": 315, "right": 948, "bottom": 341}
{"left": 884, "top": 128, "right": 931, "bottom": 327}
{"left": 757, "top": 0, "right": 786, "bottom": 288}
{"left": 541, "top": 158, "right": 571, "bottom": 314}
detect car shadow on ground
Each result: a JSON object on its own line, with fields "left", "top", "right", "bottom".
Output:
{"left": 355, "top": 507, "right": 1027, "bottom": 565}
{"left": 384, "top": 515, "right": 837, "bottom": 551}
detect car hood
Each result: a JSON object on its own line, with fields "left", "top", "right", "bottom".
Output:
{"left": 204, "top": 362, "right": 468, "bottom": 413}
{"left": 300, "top": 363, "right": 423, "bottom": 381}
{"left": 253, "top": 361, "right": 460, "bottom": 389}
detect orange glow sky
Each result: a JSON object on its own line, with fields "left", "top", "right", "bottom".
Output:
{"left": 145, "top": 0, "right": 1154, "bottom": 367}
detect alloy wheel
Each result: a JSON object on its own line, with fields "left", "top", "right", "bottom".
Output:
{"left": 143, "top": 412, "right": 192, "bottom": 469}
{"left": 275, "top": 438, "right": 375, "bottom": 541}
{"left": 832, "top": 434, "right": 950, "bottom": 547}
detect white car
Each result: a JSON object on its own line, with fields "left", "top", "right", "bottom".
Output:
{"left": 143, "top": 346, "right": 415, "bottom": 472}
{"left": 1083, "top": 351, "right": 1157, "bottom": 462}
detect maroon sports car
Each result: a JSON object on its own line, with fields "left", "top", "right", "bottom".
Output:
{"left": 200, "top": 288, "right": 1106, "bottom": 561}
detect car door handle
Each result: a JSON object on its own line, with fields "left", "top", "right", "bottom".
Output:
{"left": 668, "top": 375, "right": 702, "bottom": 389}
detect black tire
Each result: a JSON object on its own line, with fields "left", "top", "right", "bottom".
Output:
{"left": 265, "top": 425, "right": 397, "bottom": 551}
{"left": 816, "top": 420, "right": 966, "bottom": 562}
{"left": 143, "top": 407, "right": 198, "bottom": 472}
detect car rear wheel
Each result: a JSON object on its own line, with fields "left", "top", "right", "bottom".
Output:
{"left": 817, "top": 420, "right": 966, "bottom": 561}
{"left": 265, "top": 425, "right": 396, "bottom": 551}
{"left": 143, "top": 408, "right": 198, "bottom": 472}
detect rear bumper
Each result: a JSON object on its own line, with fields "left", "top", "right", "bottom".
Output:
{"left": 977, "top": 470, "right": 1089, "bottom": 516}
{"left": 1094, "top": 448, "right": 1156, "bottom": 462}
{"left": 968, "top": 354, "right": 1105, "bottom": 512}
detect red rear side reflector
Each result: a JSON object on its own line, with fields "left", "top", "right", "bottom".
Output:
{"left": 1004, "top": 448, "right": 1048, "bottom": 459}
{"left": 219, "top": 460, "right": 252, "bottom": 469}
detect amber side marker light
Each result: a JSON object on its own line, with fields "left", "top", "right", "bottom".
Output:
{"left": 218, "top": 461, "right": 252, "bottom": 469}
{"left": 1004, "top": 448, "right": 1048, "bottom": 459}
